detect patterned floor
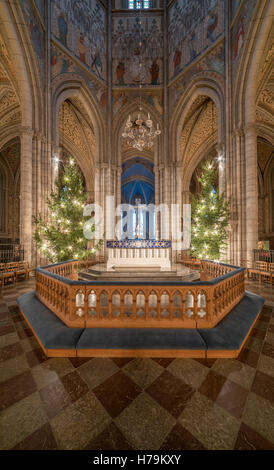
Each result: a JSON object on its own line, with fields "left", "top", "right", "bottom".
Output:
{"left": 0, "top": 278, "right": 274, "bottom": 450}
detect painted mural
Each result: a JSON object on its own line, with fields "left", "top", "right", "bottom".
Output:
{"left": 20, "top": 0, "right": 45, "bottom": 84}
{"left": 231, "top": 0, "right": 257, "bottom": 77}
{"left": 112, "top": 14, "right": 163, "bottom": 87}
{"left": 112, "top": 89, "right": 163, "bottom": 117}
{"left": 34, "top": 0, "right": 45, "bottom": 22}
{"left": 168, "top": 0, "right": 225, "bottom": 81}
{"left": 231, "top": 0, "right": 243, "bottom": 22}
{"left": 169, "top": 42, "right": 225, "bottom": 115}
{"left": 51, "top": 0, "right": 106, "bottom": 82}
{"left": 51, "top": 44, "right": 107, "bottom": 113}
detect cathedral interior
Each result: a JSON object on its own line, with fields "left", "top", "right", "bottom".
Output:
{"left": 0, "top": 0, "right": 274, "bottom": 453}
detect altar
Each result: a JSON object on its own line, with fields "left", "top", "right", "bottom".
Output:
{"left": 106, "top": 239, "right": 171, "bottom": 271}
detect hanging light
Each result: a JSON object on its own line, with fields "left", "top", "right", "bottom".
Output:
{"left": 122, "top": 112, "right": 161, "bottom": 152}
{"left": 122, "top": 5, "right": 161, "bottom": 151}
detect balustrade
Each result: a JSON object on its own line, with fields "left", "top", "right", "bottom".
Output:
{"left": 35, "top": 259, "right": 245, "bottom": 329}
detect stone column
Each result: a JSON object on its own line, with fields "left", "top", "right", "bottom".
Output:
{"left": 20, "top": 127, "right": 33, "bottom": 263}
{"left": 35, "top": 133, "right": 42, "bottom": 215}
{"left": 217, "top": 144, "right": 225, "bottom": 195}
{"left": 245, "top": 123, "right": 258, "bottom": 267}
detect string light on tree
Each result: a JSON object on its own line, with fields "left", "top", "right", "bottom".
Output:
{"left": 34, "top": 156, "right": 103, "bottom": 262}
{"left": 190, "top": 159, "right": 230, "bottom": 261}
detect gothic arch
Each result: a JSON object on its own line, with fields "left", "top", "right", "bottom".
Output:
{"left": 182, "top": 140, "right": 218, "bottom": 196}
{"left": 52, "top": 77, "right": 106, "bottom": 164}
{"left": 0, "top": 0, "right": 43, "bottom": 131}
{"left": 112, "top": 97, "right": 163, "bottom": 167}
{"left": 170, "top": 76, "right": 225, "bottom": 164}
{"left": 59, "top": 137, "right": 94, "bottom": 195}
{"left": 233, "top": 0, "right": 273, "bottom": 126}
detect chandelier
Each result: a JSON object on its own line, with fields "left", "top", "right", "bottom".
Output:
{"left": 122, "top": 113, "right": 161, "bottom": 152}
{"left": 122, "top": 5, "right": 161, "bottom": 152}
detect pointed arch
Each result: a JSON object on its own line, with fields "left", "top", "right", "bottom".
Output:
{"left": 51, "top": 76, "right": 106, "bottom": 164}
{"left": 112, "top": 97, "right": 163, "bottom": 167}
{"left": 169, "top": 75, "right": 225, "bottom": 163}
{"left": 233, "top": 0, "right": 273, "bottom": 126}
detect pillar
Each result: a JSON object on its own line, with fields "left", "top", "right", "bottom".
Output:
{"left": 245, "top": 123, "right": 258, "bottom": 267}
{"left": 20, "top": 127, "right": 33, "bottom": 263}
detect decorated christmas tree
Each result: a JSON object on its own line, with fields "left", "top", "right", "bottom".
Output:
{"left": 190, "top": 160, "right": 230, "bottom": 260}
{"left": 34, "top": 158, "right": 101, "bottom": 262}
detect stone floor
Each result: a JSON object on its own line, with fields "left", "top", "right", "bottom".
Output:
{"left": 0, "top": 278, "right": 274, "bottom": 450}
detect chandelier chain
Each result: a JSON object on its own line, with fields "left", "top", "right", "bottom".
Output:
{"left": 122, "top": 4, "right": 161, "bottom": 152}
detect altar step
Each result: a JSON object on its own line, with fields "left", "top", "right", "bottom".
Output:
{"left": 78, "top": 269, "right": 200, "bottom": 283}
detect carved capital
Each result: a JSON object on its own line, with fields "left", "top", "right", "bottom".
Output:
{"left": 20, "top": 126, "right": 33, "bottom": 137}
{"left": 216, "top": 143, "right": 225, "bottom": 156}
{"left": 33, "top": 129, "right": 42, "bottom": 141}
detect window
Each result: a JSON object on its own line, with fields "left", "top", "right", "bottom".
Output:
{"left": 128, "top": 0, "right": 150, "bottom": 9}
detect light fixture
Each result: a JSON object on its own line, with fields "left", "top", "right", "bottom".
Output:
{"left": 122, "top": 113, "right": 161, "bottom": 152}
{"left": 122, "top": 6, "right": 161, "bottom": 151}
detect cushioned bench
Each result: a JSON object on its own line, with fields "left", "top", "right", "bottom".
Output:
{"left": 198, "top": 291, "right": 265, "bottom": 357}
{"left": 77, "top": 327, "right": 207, "bottom": 358}
{"left": 17, "top": 291, "right": 84, "bottom": 356}
{"left": 16, "top": 290, "right": 265, "bottom": 358}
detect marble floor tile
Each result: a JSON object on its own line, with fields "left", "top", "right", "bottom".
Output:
{"left": 251, "top": 370, "right": 274, "bottom": 402}
{"left": 212, "top": 359, "right": 256, "bottom": 389}
{"left": 93, "top": 370, "right": 142, "bottom": 418}
{"left": 0, "top": 391, "right": 48, "bottom": 449}
{"left": 77, "top": 357, "right": 119, "bottom": 390}
{"left": 214, "top": 378, "right": 249, "bottom": 419}
{"left": 0, "top": 354, "right": 29, "bottom": 384}
{"left": 0, "top": 332, "right": 18, "bottom": 349}
{"left": 61, "top": 370, "right": 89, "bottom": 404}
{"left": 243, "top": 392, "right": 274, "bottom": 443}
{"left": 244, "top": 336, "right": 264, "bottom": 354}
{"left": 115, "top": 392, "right": 176, "bottom": 450}
{"left": 39, "top": 378, "right": 71, "bottom": 420}
{"left": 238, "top": 347, "right": 260, "bottom": 368}
{"left": 0, "top": 341, "right": 23, "bottom": 362}
{"left": 167, "top": 358, "right": 210, "bottom": 389}
{"left": 234, "top": 422, "right": 274, "bottom": 450}
{"left": 160, "top": 422, "right": 206, "bottom": 450}
{"left": 85, "top": 422, "right": 133, "bottom": 450}
{"left": 50, "top": 391, "right": 111, "bottom": 450}
{"left": 0, "top": 369, "right": 37, "bottom": 410}
{"left": 31, "top": 357, "right": 75, "bottom": 390}
{"left": 179, "top": 392, "right": 240, "bottom": 450}
{"left": 262, "top": 341, "right": 274, "bottom": 359}
{"left": 12, "top": 423, "right": 57, "bottom": 450}
{"left": 111, "top": 357, "right": 134, "bottom": 368}
{"left": 123, "top": 357, "right": 164, "bottom": 389}
{"left": 257, "top": 353, "right": 274, "bottom": 378}
{"left": 198, "top": 370, "right": 227, "bottom": 402}
{"left": 26, "top": 348, "right": 48, "bottom": 368}
{"left": 146, "top": 370, "right": 195, "bottom": 418}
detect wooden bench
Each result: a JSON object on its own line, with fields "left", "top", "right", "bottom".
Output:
{"left": 247, "top": 261, "right": 273, "bottom": 284}
{"left": 0, "top": 261, "right": 35, "bottom": 287}
{"left": 0, "top": 263, "right": 15, "bottom": 286}
{"left": 15, "top": 261, "right": 30, "bottom": 281}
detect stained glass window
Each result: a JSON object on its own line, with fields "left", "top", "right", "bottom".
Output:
{"left": 128, "top": 0, "right": 150, "bottom": 9}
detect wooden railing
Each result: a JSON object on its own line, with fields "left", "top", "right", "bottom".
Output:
{"left": 35, "top": 260, "right": 246, "bottom": 329}
{"left": 200, "top": 260, "right": 235, "bottom": 277}
{"left": 43, "top": 260, "right": 79, "bottom": 280}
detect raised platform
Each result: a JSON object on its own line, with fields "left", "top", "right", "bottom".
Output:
{"left": 79, "top": 263, "right": 200, "bottom": 283}
{"left": 17, "top": 290, "right": 265, "bottom": 358}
